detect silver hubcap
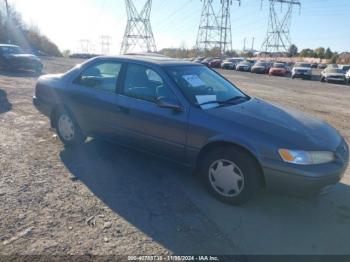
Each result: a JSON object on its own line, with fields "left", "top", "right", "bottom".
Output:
{"left": 58, "top": 114, "right": 75, "bottom": 141}
{"left": 209, "top": 159, "right": 245, "bottom": 197}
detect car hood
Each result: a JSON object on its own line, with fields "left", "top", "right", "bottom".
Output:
{"left": 207, "top": 98, "right": 341, "bottom": 150}
{"left": 252, "top": 66, "right": 266, "bottom": 69}
{"left": 293, "top": 67, "right": 311, "bottom": 71}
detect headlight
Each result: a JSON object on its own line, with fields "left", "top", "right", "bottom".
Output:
{"left": 278, "top": 149, "right": 335, "bottom": 165}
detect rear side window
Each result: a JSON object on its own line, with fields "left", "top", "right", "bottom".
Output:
{"left": 76, "top": 61, "right": 122, "bottom": 93}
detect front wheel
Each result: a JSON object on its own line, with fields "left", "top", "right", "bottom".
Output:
{"left": 54, "top": 109, "right": 86, "bottom": 146}
{"left": 200, "top": 147, "right": 262, "bottom": 205}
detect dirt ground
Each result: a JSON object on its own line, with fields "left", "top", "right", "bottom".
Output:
{"left": 0, "top": 57, "right": 349, "bottom": 256}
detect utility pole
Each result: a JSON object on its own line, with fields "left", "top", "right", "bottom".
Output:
{"left": 100, "top": 35, "right": 111, "bottom": 55}
{"left": 261, "top": 0, "right": 301, "bottom": 55}
{"left": 196, "top": 0, "right": 241, "bottom": 57}
{"left": 120, "top": 0, "right": 157, "bottom": 54}
{"left": 243, "top": 37, "right": 246, "bottom": 52}
{"left": 4, "top": 0, "right": 9, "bottom": 17}
{"left": 4, "top": 0, "right": 11, "bottom": 43}
{"left": 251, "top": 37, "right": 255, "bottom": 51}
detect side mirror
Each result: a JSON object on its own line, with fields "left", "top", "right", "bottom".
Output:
{"left": 156, "top": 97, "right": 183, "bottom": 112}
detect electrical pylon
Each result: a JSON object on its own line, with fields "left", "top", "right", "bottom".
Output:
{"left": 100, "top": 35, "right": 111, "bottom": 55}
{"left": 261, "top": 0, "right": 301, "bottom": 54}
{"left": 120, "top": 0, "right": 157, "bottom": 54}
{"left": 196, "top": 0, "right": 240, "bottom": 57}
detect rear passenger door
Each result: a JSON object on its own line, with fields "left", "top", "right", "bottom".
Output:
{"left": 66, "top": 60, "right": 123, "bottom": 137}
{"left": 115, "top": 63, "right": 188, "bottom": 161}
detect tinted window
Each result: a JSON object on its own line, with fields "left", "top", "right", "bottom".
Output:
{"left": 0, "top": 46, "right": 24, "bottom": 55}
{"left": 123, "top": 64, "right": 176, "bottom": 102}
{"left": 165, "top": 65, "right": 246, "bottom": 104}
{"left": 77, "top": 61, "right": 122, "bottom": 92}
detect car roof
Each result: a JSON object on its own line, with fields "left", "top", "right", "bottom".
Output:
{"left": 91, "top": 55, "right": 200, "bottom": 67}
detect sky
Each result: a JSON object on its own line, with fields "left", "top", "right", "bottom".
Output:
{"left": 6, "top": 0, "right": 350, "bottom": 54}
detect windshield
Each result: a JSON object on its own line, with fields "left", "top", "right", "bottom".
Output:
{"left": 165, "top": 65, "right": 247, "bottom": 106}
{"left": 0, "top": 46, "right": 24, "bottom": 55}
{"left": 273, "top": 63, "right": 286, "bottom": 68}
{"left": 255, "top": 62, "right": 267, "bottom": 67}
{"left": 295, "top": 63, "right": 311, "bottom": 68}
{"left": 327, "top": 69, "right": 344, "bottom": 74}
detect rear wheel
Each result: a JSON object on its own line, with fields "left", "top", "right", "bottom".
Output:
{"left": 54, "top": 108, "right": 86, "bottom": 146}
{"left": 200, "top": 146, "right": 262, "bottom": 205}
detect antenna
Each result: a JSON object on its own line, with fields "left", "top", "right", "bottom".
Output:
{"left": 120, "top": 0, "right": 157, "bottom": 54}
{"left": 196, "top": 0, "right": 241, "bottom": 57}
{"left": 261, "top": 0, "right": 301, "bottom": 55}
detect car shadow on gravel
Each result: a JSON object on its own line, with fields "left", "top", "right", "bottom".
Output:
{"left": 59, "top": 139, "right": 238, "bottom": 255}
{"left": 0, "top": 89, "right": 12, "bottom": 114}
{"left": 59, "top": 138, "right": 350, "bottom": 255}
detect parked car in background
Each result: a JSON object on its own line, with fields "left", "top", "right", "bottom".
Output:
{"left": 269, "top": 63, "right": 289, "bottom": 77}
{"left": 318, "top": 63, "right": 327, "bottom": 69}
{"left": 320, "top": 68, "right": 347, "bottom": 84}
{"left": 236, "top": 61, "right": 252, "bottom": 72}
{"left": 193, "top": 57, "right": 205, "bottom": 63}
{"left": 346, "top": 70, "right": 350, "bottom": 84}
{"left": 33, "top": 55, "right": 349, "bottom": 205}
{"left": 311, "top": 63, "right": 318, "bottom": 68}
{"left": 208, "top": 58, "right": 222, "bottom": 68}
{"left": 0, "top": 44, "right": 43, "bottom": 74}
{"left": 201, "top": 57, "right": 217, "bottom": 67}
{"left": 251, "top": 61, "right": 270, "bottom": 74}
{"left": 291, "top": 62, "right": 312, "bottom": 80}
{"left": 327, "top": 64, "right": 339, "bottom": 69}
{"left": 221, "top": 58, "right": 244, "bottom": 70}
{"left": 339, "top": 65, "right": 350, "bottom": 73}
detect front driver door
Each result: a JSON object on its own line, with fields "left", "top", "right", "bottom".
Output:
{"left": 114, "top": 63, "right": 188, "bottom": 162}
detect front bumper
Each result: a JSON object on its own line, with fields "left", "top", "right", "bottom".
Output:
{"left": 326, "top": 77, "right": 346, "bottom": 83}
{"left": 261, "top": 155, "right": 349, "bottom": 196}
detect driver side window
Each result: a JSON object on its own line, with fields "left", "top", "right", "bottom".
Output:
{"left": 123, "top": 64, "right": 176, "bottom": 102}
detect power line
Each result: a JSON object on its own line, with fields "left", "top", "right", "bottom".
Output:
{"left": 261, "top": 0, "right": 301, "bottom": 54}
{"left": 120, "top": 0, "right": 157, "bottom": 54}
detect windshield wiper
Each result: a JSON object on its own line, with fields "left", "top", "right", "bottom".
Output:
{"left": 197, "top": 96, "right": 249, "bottom": 107}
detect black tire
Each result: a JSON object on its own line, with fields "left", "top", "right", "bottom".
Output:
{"left": 53, "top": 108, "right": 86, "bottom": 146}
{"left": 200, "top": 146, "right": 262, "bottom": 205}
{"left": 320, "top": 77, "right": 325, "bottom": 82}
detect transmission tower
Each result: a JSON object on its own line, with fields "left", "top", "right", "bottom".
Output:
{"left": 100, "top": 35, "right": 111, "bottom": 55}
{"left": 120, "top": 0, "right": 157, "bottom": 54}
{"left": 79, "top": 39, "right": 91, "bottom": 53}
{"left": 261, "top": 0, "right": 301, "bottom": 54}
{"left": 196, "top": 0, "right": 240, "bottom": 57}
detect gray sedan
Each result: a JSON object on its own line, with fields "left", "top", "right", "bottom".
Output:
{"left": 33, "top": 55, "right": 349, "bottom": 205}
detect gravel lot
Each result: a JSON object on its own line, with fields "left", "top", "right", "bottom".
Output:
{"left": 0, "top": 57, "right": 349, "bottom": 256}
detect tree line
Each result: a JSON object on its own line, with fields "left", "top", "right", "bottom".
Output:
{"left": 0, "top": 6, "right": 61, "bottom": 57}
